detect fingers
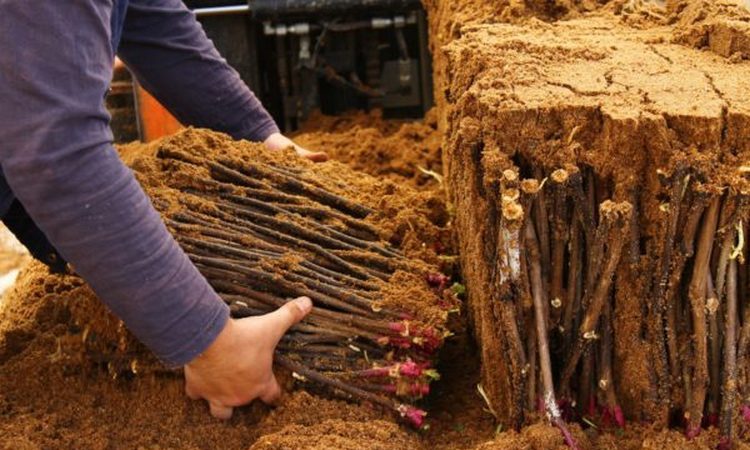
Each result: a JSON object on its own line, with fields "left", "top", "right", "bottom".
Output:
{"left": 264, "top": 132, "right": 327, "bottom": 162}
{"left": 301, "top": 150, "right": 329, "bottom": 163}
{"left": 209, "top": 401, "right": 234, "bottom": 420}
{"left": 258, "top": 376, "right": 282, "bottom": 406}
{"left": 266, "top": 296, "right": 313, "bottom": 342}
{"left": 205, "top": 382, "right": 280, "bottom": 419}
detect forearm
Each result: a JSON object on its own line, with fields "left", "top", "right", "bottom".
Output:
{"left": 0, "top": 0, "right": 229, "bottom": 366}
{"left": 6, "top": 142, "right": 230, "bottom": 365}
{"left": 119, "top": 0, "right": 279, "bottom": 141}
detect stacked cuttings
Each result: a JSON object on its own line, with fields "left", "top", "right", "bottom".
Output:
{"left": 145, "top": 132, "right": 451, "bottom": 427}
{"left": 485, "top": 155, "right": 634, "bottom": 450}
{"left": 481, "top": 151, "right": 750, "bottom": 449}
{"left": 635, "top": 162, "right": 750, "bottom": 447}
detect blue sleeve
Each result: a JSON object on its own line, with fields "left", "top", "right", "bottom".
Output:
{"left": 0, "top": 0, "right": 229, "bottom": 366}
{"left": 119, "top": 0, "right": 280, "bottom": 141}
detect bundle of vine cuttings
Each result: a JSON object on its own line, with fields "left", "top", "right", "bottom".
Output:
{"left": 145, "top": 131, "right": 451, "bottom": 427}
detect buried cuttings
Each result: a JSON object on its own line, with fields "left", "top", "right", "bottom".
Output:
{"left": 440, "top": 15, "right": 750, "bottom": 440}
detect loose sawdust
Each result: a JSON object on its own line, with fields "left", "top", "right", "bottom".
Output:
{"left": 4, "top": 261, "right": 741, "bottom": 449}
{"left": 293, "top": 109, "right": 444, "bottom": 191}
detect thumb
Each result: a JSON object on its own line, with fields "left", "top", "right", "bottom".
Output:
{"left": 184, "top": 379, "right": 202, "bottom": 401}
{"left": 258, "top": 375, "right": 283, "bottom": 406}
{"left": 209, "top": 401, "right": 234, "bottom": 420}
{"left": 266, "top": 296, "right": 313, "bottom": 342}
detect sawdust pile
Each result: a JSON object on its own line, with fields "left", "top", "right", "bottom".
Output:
{"left": 668, "top": 0, "right": 750, "bottom": 59}
{"left": 293, "top": 109, "right": 443, "bottom": 191}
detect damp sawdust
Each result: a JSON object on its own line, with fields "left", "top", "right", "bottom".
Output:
{"left": 292, "top": 109, "right": 444, "bottom": 191}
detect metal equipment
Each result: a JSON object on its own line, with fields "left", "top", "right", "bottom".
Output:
{"left": 187, "top": 0, "right": 433, "bottom": 132}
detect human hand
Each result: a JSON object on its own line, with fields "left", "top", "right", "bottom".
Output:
{"left": 264, "top": 132, "right": 328, "bottom": 162}
{"left": 184, "top": 296, "right": 313, "bottom": 419}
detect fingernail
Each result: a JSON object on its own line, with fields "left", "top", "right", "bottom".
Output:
{"left": 296, "top": 296, "right": 313, "bottom": 314}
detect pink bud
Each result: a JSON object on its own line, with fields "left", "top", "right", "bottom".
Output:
{"left": 686, "top": 424, "right": 701, "bottom": 439}
{"left": 385, "top": 336, "right": 412, "bottom": 349}
{"left": 426, "top": 337, "right": 442, "bottom": 352}
{"left": 399, "top": 405, "right": 427, "bottom": 428}
{"left": 586, "top": 396, "right": 597, "bottom": 417}
{"left": 426, "top": 273, "right": 449, "bottom": 290}
{"left": 399, "top": 361, "right": 424, "bottom": 377}
{"left": 409, "top": 327, "right": 442, "bottom": 353}
{"left": 388, "top": 322, "right": 407, "bottom": 333}
{"left": 381, "top": 384, "right": 397, "bottom": 393}
{"left": 403, "top": 383, "right": 429, "bottom": 396}
{"left": 613, "top": 405, "right": 625, "bottom": 428}
{"left": 557, "top": 398, "right": 576, "bottom": 422}
{"left": 536, "top": 396, "right": 545, "bottom": 413}
{"left": 741, "top": 404, "right": 750, "bottom": 423}
{"left": 415, "top": 383, "right": 430, "bottom": 396}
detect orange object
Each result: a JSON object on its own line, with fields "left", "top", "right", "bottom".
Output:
{"left": 134, "top": 82, "right": 182, "bottom": 142}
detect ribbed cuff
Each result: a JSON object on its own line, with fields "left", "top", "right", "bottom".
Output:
{"left": 237, "top": 117, "right": 280, "bottom": 143}
{"left": 158, "top": 296, "right": 230, "bottom": 367}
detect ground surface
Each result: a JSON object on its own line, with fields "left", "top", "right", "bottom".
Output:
{"left": 1, "top": 262, "right": 733, "bottom": 450}
{"left": 0, "top": 114, "right": 743, "bottom": 449}
{"left": 3, "top": 0, "right": 750, "bottom": 448}
{"left": 292, "top": 109, "right": 443, "bottom": 191}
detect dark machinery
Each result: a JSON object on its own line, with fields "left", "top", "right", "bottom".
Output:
{"left": 186, "top": 0, "right": 433, "bottom": 131}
